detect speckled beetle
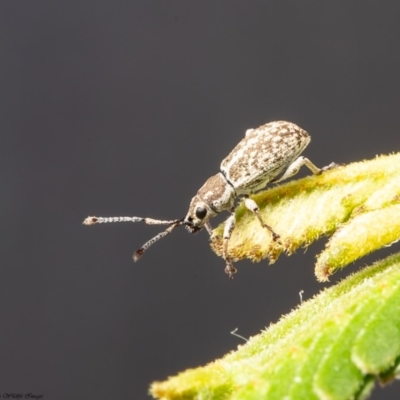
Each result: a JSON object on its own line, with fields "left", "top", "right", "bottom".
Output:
{"left": 84, "top": 121, "right": 336, "bottom": 278}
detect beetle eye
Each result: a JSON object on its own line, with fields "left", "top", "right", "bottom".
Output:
{"left": 195, "top": 206, "right": 207, "bottom": 219}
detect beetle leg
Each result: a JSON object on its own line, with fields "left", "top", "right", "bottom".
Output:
{"left": 271, "top": 156, "right": 338, "bottom": 183}
{"left": 243, "top": 198, "right": 281, "bottom": 242}
{"left": 223, "top": 213, "right": 237, "bottom": 278}
{"left": 204, "top": 222, "right": 213, "bottom": 235}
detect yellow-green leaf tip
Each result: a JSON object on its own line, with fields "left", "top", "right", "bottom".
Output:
{"left": 210, "top": 152, "right": 400, "bottom": 281}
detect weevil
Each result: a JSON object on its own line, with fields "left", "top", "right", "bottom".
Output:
{"left": 84, "top": 121, "right": 336, "bottom": 278}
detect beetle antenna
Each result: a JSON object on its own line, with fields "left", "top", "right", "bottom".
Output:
{"left": 83, "top": 216, "right": 180, "bottom": 226}
{"left": 83, "top": 215, "right": 184, "bottom": 261}
{"left": 133, "top": 219, "right": 184, "bottom": 261}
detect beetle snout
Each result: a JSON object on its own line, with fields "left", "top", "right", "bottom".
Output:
{"left": 184, "top": 220, "right": 201, "bottom": 233}
{"left": 183, "top": 215, "right": 203, "bottom": 233}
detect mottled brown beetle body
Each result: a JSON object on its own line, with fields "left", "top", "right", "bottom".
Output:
{"left": 222, "top": 121, "right": 310, "bottom": 194}
{"left": 184, "top": 122, "right": 312, "bottom": 234}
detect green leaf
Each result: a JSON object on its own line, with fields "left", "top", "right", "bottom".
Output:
{"left": 151, "top": 253, "right": 400, "bottom": 399}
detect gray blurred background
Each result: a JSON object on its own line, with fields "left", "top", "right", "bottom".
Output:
{"left": 1, "top": 1, "right": 400, "bottom": 399}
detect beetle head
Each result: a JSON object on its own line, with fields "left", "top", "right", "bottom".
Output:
{"left": 184, "top": 173, "right": 235, "bottom": 233}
